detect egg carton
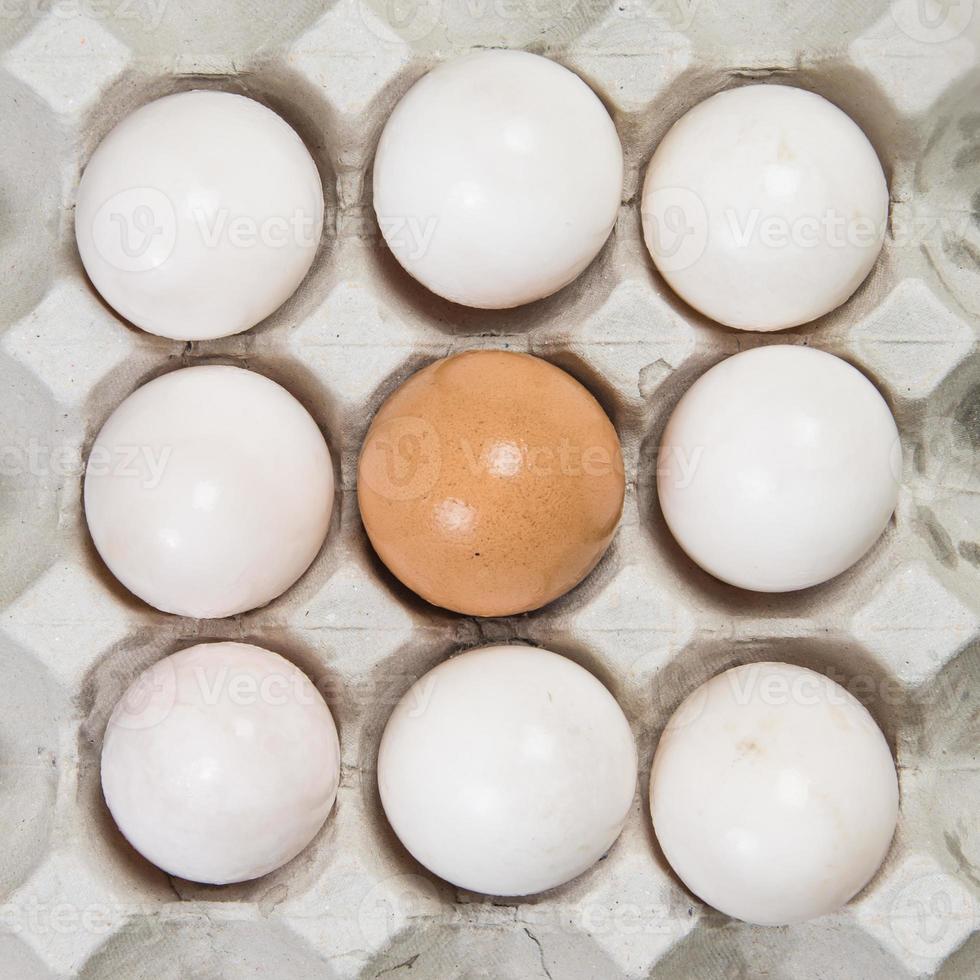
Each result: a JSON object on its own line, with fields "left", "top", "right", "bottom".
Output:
{"left": 1, "top": 0, "right": 978, "bottom": 977}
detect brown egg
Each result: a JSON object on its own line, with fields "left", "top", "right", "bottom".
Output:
{"left": 358, "top": 350, "right": 625, "bottom": 617}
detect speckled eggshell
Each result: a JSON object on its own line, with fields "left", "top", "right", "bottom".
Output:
{"left": 650, "top": 662, "right": 899, "bottom": 925}
{"left": 357, "top": 350, "right": 625, "bottom": 617}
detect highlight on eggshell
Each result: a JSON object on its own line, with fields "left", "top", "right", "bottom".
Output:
{"left": 357, "top": 349, "right": 625, "bottom": 617}
{"left": 84, "top": 364, "right": 334, "bottom": 619}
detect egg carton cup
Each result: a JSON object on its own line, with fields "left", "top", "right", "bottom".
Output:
{"left": 0, "top": 0, "right": 978, "bottom": 977}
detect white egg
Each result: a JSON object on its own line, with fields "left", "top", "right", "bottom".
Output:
{"left": 75, "top": 90, "right": 323, "bottom": 341}
{"left": 101, "top": 642, "right": 340, "bottom": 885}
{"left": 650, "top": 662, "right": 899, "bottom": 925}
{"left": 641, "top": 85, "right": 888, "bottom": 331}
{"left": 84, "top": 365, "right": 333, "bottom": 618}
{"left": 658, "top": 345, "right": 901, "bottom": 592}
{"left": 373, "top": 50, "right": 623, "bottom": 309}
{"left": 378, "top": 645, "right": 637, "bottom": 896}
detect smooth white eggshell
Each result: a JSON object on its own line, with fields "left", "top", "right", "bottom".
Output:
{"left": 378, "top": 645, "right": 637, "bottom": 896}
{"left": 657, "top": 345, "right": 901, "bottom": 592}
{"left": 650, "top": 662, "right": 899, "bottom": 925}
{"left": 373, "top": 50, "right": 623, "bottom": 309}
{"left": 641, "top": 85, "right": 888, "bottom": 330}
{"left": 76, "top": 90, "right": 323, "bottom": 340}
{"left": 84, "top": 365, "right": 333, "bottom": 618}
{"left": 101, "top": 642, "right": 340, "bottom": 885}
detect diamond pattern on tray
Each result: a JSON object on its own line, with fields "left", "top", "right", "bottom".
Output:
{"left": 1, "top": 279, "right": 136, "bottom": 407}
{"left": 2, "top": 11, "right": 130, "bottom": 116}
{"left": 850, "top": 561, "right": 979, "bottom": 685}
{"left": 0, "top": 559, "right": 145, "bottom": 689}
{"left": 287, "top": 2, "right": 413, "bottom": 117}
{"left": 279, "top": 788, "right": 452, "bottom": 980}
{"left": 555, "top": 819, "right": 700, "bottom": 979}
{"left": 289, "top": 280, "right": 442, "bottom": 409}
{"left": 852, "top": 849, "right": 980, "bottom": 975}
{"left": 559, "top": 0, "right": 692, "bottom": 115}
{"left": 570, "top": 555, "right": 697, "bottom": 676}
{"left": 4, "top": 847, "right": 134, "bottom": 976}
{"left": 849, "top": 1, "right": 977, "bottom": 115}
{"left": 295, "top": 562, "right": 416, "bottom": 673}
{"left": 851, "top": 278, "right": 976, "bottom": 398}
{"left": 562, "top": 278, "right": 700, "bottom": 405}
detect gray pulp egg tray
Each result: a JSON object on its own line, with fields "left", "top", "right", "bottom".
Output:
{"left": 0, "top": 0, "right": 978, "bottom": 977}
